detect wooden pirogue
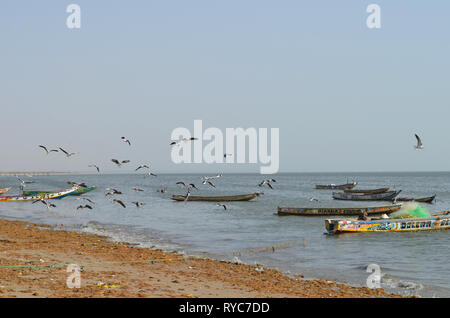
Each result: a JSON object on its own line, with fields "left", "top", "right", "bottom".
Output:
{"left": 344, "top": 187, "right": 389, "bottom": 194}
{"left": 332, "top": 190, "right": 402, "bottom": 201}
{"left": 277, "top": 203, "right": 403, "bottom": 216}
{"left": 396, "top": 195, "right": 436, "bottom": 204}
{"left": 325, "top": 211, "right": 450, "bottom": 235}
{"left": 23, "top": 186, "right": 96, "bottom": 198}
{"left": 0, "top": 187, "right": 11, "bottom": 195}
{"left": 315, "top": 182, "right": 357, "bottom": 190}
{"left": 0, "top": 186, "right": 79, "bottom": 202}
{"left": 171, "top": 193, "right": 261, "bottom": 202}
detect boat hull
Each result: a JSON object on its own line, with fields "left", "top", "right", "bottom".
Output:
{"left": 277, "top": 204, "right": 402, "bottom": 216}
{"left": 325, "top": 214, "right": 450, "bottom": 234}
{"left": 397, "top": 195, "right": 436, "bottom": 204}
{"left": 332, "top": 190, "right": 401, "bottom": 201}
{"left": 344, "top": 187, "right": 389, "bottom": 194}
{"left": 316, "top": 182, "right": 357, "bottom": 190}
{"left": 23, "top": 186, "right": 96, "bottom": 198}
{"left": 171, "top": 193, "right": 260, "bottom": 202}
{"left": 0, "top": 187, "right": 11, "bottom": 195}
{"left": 0, "top": 187, "right": 79, "bottom": 202}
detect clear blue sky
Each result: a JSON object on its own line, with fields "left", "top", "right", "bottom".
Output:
{"left": 1, "top": 1, "right": 449, "bottom": 173}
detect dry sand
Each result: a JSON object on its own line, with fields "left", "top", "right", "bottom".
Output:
{"left": 0, "top": 218, "right": 403, "bottom": 298}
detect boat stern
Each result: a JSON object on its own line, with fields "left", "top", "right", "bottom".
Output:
{"left": 324, "top": 219, "right": 340, "bottom": 235}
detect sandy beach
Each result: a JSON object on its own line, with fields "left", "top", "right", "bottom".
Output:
{"left": 0, "top": 218, "right": 403, "bottom": 298}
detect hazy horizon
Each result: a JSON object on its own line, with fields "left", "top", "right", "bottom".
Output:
{"left": 1, "top": 1, "right": 449, "bottom": 174}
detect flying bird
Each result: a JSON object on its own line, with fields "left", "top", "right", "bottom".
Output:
{"left": 170, "top": 137, "right": 199, "bottom": 146}
{"left": 32, "top": 199, "right": 56, "bottom": 210}
{"left": 111, "top": 159, "right": 130, "bottom": 167}
{"left": 146, "top": 172, "right": 157, "bottom": 177}
{"left": 77, "top": 205, "right": 93, "bottom": 210}
{"left": 258, "top": 179, "right": 276, "bottom": 189}
{"left": 309, "top": 197, "right": 319, "bottom": 202}
{"left": 133, "top": 187, "right": 144, "bottom": 192}
{"left": 121, "top": 137, "right": 131, "bottom": 146}
{"left": 17, "top": 176, "right": 34, "bottom": 188}
{"left": 156, "top": 188, "right": 167, "bottom": 194}
{"left": 88, "top": 165, "right": 100, "bottom": 173}
{"left": 105, "top": 188, "right": 122, "bottom": 196}
{"left": 216, "top": 203, "right": 227, "bottom": 210}
{"left": 113, "top": 199, "right": 126, "bottom": 208}
{"left": 203, "top": 180, "right": 216, "bottom": 188}
{"left": 59, "top": 147, "right": 76, "bottom": 157}
{"left": 39, "top": 145, "right": 58, "bottom": 155}
{"left": 67, "top": 182, "right": 87, "bottom": 188}
{"left": 414, "top": 134, "right": 424, "bottom": 150}
{"left": 135, "top": 165, "right": 150, "bottom": 171}
{"left": 132, "top": 202, "right": 145, "bottom": 208}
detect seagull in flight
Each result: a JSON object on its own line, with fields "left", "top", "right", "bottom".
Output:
{"left": 32, "top": 199, "right": 56, "bottom": 210}
{"left": 77, "top": 204, "right": 93, "bottom": 210}
{"left": 258, "top": 179, "right": 276, "bottom": 189}
{"left": 309, "top": 197, "right": 319, "bottom": 202}
{"left": 135, "top": 165, "right": 150, "bottom": 171}
{"left": 216, "top": 203, "right": 227, "bottom": 210}
{"left": 132, "top": 202, "right": 145, "bottom": 208}
{"left": 105, "top": 188, "right": 122, "bottom": 196}
{"left": 121, "top": 137, "right": 131, "bottom": 146}
{"left": 170, "top": 137, "right": 199, "bottom": 146}
{"left": 176, "top": 182, "right": 198, "bottom": 191}
{"left": 89, "top": 165, "right": 100, "bottom": 173}
{"left": 39, "top": 145, "right": 58, "bottom": 155}
{"left": 67, "top": 182, "right": 87, "bottom": 188}
{"left": 203, "top": 180, "right": 216, "bottom": 188}
{"left": 17, "top": 176, "right": 34, "bottom": 188}
{"left": 414, "top": 134, "right": 424, "bottom": 150}
{"left": 156, "top": 188, "right": 167, "bottom": 194}
{"left": 133, "top": 187, "right": 144, "bottom": 192}
{"left": 113, "top": 199, "right": 126, "bottom": 208}
{"left": 111, "top": 159, "right": 130, "bottom": 167}
{"left": 59, "top": 147, "right": 76, "bottom": 157}
{"left": 146, "top": 172, "right": 158, "bottom": 177}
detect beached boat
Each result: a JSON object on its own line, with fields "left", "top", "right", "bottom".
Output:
{"left": 325, "top": 212, "right": 450, "bottom": 235}
{"left": 23, "top": 186, "right": 96, "bottom": 198}
{"left": 0, "top": 187, "right": 11, "bottom": 195}
{"left": 397, "top": 195, "right": 436, "bottom": 204}
{"left": 315, "top": 182, "right": 357, "bottom": 190}
{"left": 0, "top": 186, "right": 79, "bottom": 202}
{"left": 344, "top": 187, "right": 389, "bottom": 194}
{"left": 171, "top": 193, "right": 261, "bottom": 202}
{"left": 332, "top": 190, "right": 401, "bottom": 201}
{"left": 277, "top": 203, "right": 402, "bottom": 216}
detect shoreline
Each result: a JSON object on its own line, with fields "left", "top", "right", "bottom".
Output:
{"left": 0, "top": 217, "right": 403, "bottom": 298}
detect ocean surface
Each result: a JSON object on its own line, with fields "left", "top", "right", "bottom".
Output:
{"left": 1, "top": 172, "right": 450, "bottom": 297}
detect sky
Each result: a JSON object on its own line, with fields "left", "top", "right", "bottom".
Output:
{"left": 1, "top": 1, "right": 449, "bottom": 174}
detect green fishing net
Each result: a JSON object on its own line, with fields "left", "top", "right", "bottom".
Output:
{"left": 389, "top": 203, "right": 431, "bottom": 219}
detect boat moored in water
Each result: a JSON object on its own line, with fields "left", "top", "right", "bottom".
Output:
{"left": 344, "top": 187, "right": 389, "bottom": 194}
{"left": 171, "top": 193, "right": 262, "bottom": 202}
{"left": 277, "top": 203, "right": 403, "bottom": 216}
{"left": 325, "top": 211, "right": 450, "bottom": 235}
{"left": 23, "top": 186, "right": 96, "bottom": 198}
{"left": 332, "top": 190, "right": 402, "bottom": 201}
{"left": 0, "top": 186, "right": 80, "bottom": 202}
{"left": 0, "top": 187, "right": 11, "bottom": 195}
{"left": 315, "top": 182, "right": 357, "bottom": 190}
{"left": 396, "top": 195, "right": 436, "bottom": 204}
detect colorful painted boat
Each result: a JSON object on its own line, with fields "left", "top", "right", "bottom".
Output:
{"left": 397, "top": 195, "right": 436, "bottom": 204}
{"left": 315, "top": 182, "right": 357, "bottom": 190}
{"left": 332, "top": 190, "right": 402, "bottom": 201}
{"left": 277, "top": 203, "right": 403, "bottom": 216}
{"left": 0, "top": 187, "right": 11, "bottom": 195}
{"left": 23, "top": 186, "right": 96, "bottom": 198}
{"left": 344, "top": 187, "right": 389, "bottom": 194}
{"left": 0, "top": 186, "right": 79, "bottom": 202}
{"left": 171, "top": 193, "right": 261, "bottom": 202}
{"left": 325, "top": 212, "right": 450, "bottom": 235}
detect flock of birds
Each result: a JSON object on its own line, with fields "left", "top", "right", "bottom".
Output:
{"left": 28, "top": 136, "right": 278, "bottom": 212}
{"left": 26, "top": 134, "right": 425, "bottom": 211}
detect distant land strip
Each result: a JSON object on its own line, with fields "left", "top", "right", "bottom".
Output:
{"left": 0, "top": 172, "right": 74, "bottom": 176}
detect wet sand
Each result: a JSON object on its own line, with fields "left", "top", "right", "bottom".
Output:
{"left": 0, "top": 218, "right": 403, "bottom": 298}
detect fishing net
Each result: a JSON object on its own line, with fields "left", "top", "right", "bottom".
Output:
{"left": 389, "top": 203, "right": 431, "bottom": 219}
